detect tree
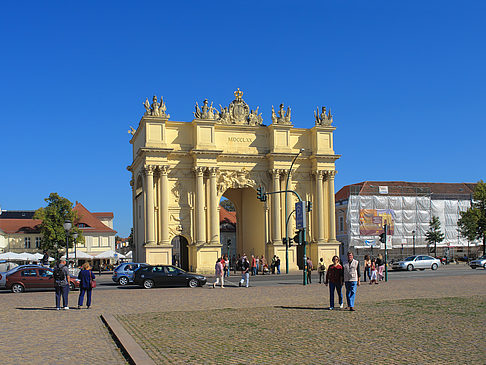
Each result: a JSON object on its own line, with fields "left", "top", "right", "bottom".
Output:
{"left": 425, "top": 216, "right": 444, "bottom": 255}
{"left": 220, "top": 199, "right": 235, "bottom": 212}
{"left": 458, "top": 180, "right": 486, "bottom": 255}
{"left": 128, "top": 228, "right": 134, "bottom": 249}
{"left": 34, "top": 193, "right": 83, "bottom": 259}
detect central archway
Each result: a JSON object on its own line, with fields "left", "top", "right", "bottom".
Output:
{"left": 222, "top": 187, "right": 266, "bottom": 259}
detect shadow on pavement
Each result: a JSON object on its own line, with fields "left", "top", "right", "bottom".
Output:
{"left": 276, "top": 305, "right": 327, "bottom": 311}
{"left": 16, "top": 307, "right": 65, "bottom": 311}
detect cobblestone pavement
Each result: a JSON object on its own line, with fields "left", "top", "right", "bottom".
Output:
{"left": 0, "top": 270, "right": 484, "bottom": 364}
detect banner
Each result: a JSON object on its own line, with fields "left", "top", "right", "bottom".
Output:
{"left": 359, "top": 209, "right": 395, "bottom": 236}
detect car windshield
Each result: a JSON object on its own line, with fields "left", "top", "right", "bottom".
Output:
{"left": 114, "top": 264, "right": 124, "bottom": 271}
{"left": 477, "top": 255, "right": 486, "bottom": 260}
{"left": 403, "top": 256, "right": 417, "bottom": 262}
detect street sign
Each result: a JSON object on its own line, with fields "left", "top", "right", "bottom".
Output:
{"left": 295, "top": 201, "right": 306, "bottom": 229}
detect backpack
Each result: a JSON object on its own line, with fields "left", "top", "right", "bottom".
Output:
{"left": 53, "top": 266, "right": 65, "bottom": 282}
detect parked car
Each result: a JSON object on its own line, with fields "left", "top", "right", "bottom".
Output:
{"left": 112, "top": 262, "right": 149, "bottom": 286}
{"left": 134, "top": 265, "right": 207, "bottom": 289}
{"left": 0, "top": 264, "right": 46, "bottom": 289}
{"left": 0, "top": 261, "right": 19, "bottom": 273}
{"left": 6, "top": 267, "right": 80, "bottom": 293}
{"left": 469, "top": 255, "right": 486, "bottom": 269}
{"left": 391, "top": 255, "right": 441, "bottom": 271}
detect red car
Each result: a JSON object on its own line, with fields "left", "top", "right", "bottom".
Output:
{"left": 6, "top": 267, "right": 80, "bottom": 293}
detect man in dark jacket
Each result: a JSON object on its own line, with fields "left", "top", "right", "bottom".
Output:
{"left": 54, "top": 259, "right": 70, "bottom": 310}
{"left": 239, "top": 256, "right": 250, "bottom": 288}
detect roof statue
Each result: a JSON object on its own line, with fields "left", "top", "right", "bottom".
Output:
{"left": 271, "top": 103, "right": 291, "bottom": 125}
{"left": 314, "top": 106, "right": 333, "bottom": 126}
{"left": 144, "top": 95, "right": 170, "bottom": 118}
{"left": 194, "top": 89, "right": 263, "bottom": 126}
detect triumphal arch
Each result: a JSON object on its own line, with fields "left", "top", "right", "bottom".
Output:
{"left": 128, "top": 89, "right": 340, "bottom": 273}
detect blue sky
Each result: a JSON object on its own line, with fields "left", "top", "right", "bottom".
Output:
{"left": 1, "top": 1, "right": 484, "bottom": 237}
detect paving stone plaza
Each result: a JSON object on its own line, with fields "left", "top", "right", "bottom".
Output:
{"left": 0, "top": 266, "right": 484, "bottom": 364}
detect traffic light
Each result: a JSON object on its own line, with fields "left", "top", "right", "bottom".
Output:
{"left": 379, "top": 232, "right": 385, "bottom": 243}
{"left": 288, "top": 236, "right": 293, "bottom": 247}
{"left": 256, "top": 185, "right": 267, "bottom": 202}
{"left": 293, "top": 230, "right": 301, "bottom": 244}
{"left": 307, "top": 201, "right": 312, "bottom": 212}
{"left": 282, "top": 237, "right": 288, "bottom": 245}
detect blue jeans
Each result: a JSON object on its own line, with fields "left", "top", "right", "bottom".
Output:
{"left": 345, "top": 281, "right": 358, "bottom": 308}
{"left": 55, "top": 285, "right": 69, "bottom": 308}
{"left": 78, "top": 287, "right": 93, "bottom": 307}
{"left": 251, "top": 267, "right": 257, "bottom": 276}
{"left": 329, "top": 282, "right": 343, "bottom": 308}
{"left": 240, "top": 272, "right": 249, "bottom": 287}
{"left": 277, "top": 265, "right": 280, "bottom": 274}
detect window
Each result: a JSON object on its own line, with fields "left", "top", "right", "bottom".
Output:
{"left": 35, "top": 237, "right": 41, "bottom": 248}
{"left": 339, "top": 217, "right": 344, "bottom": 232}
{"left": 38, "top": 269, "right": 52, "bottom": 277}
{"left": 24, "top": 237, "right": 31, "bottom": 249}
{"left": 21, "top": 269, "right": 37, "bottom": 277}
{"left": 166, "top": 266, "right": 180, "bottom": 274}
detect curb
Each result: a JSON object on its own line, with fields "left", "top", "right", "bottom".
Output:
{"left": 101, "top": 314, "right": 155, "bottom": 365}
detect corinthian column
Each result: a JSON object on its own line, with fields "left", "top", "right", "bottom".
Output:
{"left": 327, "top": 170, "right": 337, "bottom": 242}
{"left": 195, "top": 167, "right": 206, "bottom": 245}
{"left": 316, "top": 171, "right": 325, "bottom": 244}
{"left": 209, "top": 167, "right": 220, "bottom": 245}
{"left": 271, "top": 169, "right": 282, "bottom": 244}
{"left": 158, "top": 165, "right": 169, "bottom": 245}
{"left": 144, "top": 166, "right": 155, "bottom": 245}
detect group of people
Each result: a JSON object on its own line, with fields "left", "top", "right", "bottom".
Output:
{"left": 363, "top": 254, "right": 385, "bottom": 284}
{"left": 53, "top": 258, "right": 96, "bottom": 310}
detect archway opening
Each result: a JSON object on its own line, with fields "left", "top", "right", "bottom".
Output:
{"left": 221, "top": 187, "right": 265, "bottom": 263}
{"left": 171, "top": 235, "right": 189, "bottom": 271}
{"left": 219, "top": 197, "right": 237, "bottom": 261}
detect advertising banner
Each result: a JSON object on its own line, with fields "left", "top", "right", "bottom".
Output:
{"left": 359, "top": 209, "right": 395, "bottom": 236}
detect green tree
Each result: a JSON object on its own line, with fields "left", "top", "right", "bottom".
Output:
{"left": 425, "top": 216, "right": 444, "bottom": 255}
{"left": 458, "top": 180, "right": 486, "bottom": 255}
{"left": 34, "top": 193, "right": 83, "bottom": 259}
{"left": 128, "top": 228, "right": 134, "bottom": 249}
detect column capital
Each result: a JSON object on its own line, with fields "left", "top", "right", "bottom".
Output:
{"left": 143, "top": 165, "right": 155, "bottom": 175}
{"left": 208, "top": 167, "right": 219, "bottom": 176}
{"left": 193, "top": 166, "right": 206, "bottom": 175}
{"left": 156, "top": 165, "right": 170, "bottom": 175}
{"left": 326, "top": 170, "right": 337, "bottom": 179}
{"left": 314, "top": 170, "right": 325, "bottom": 178}
{"left": 269, "top": 169, "right": 284, "bottom": 176}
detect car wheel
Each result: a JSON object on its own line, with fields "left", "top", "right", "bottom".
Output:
{"left": 188, "top": 278, "right": 199, "bottom": 288}
{"left": 143, "top": 279, "right": 154, "bottom": 289}
{"left": 11, "top": 283, "right": 24, "bottom": 293}
{"left": 431, "top": 263, "right": 438, "bottom": 270}
{"left": 407, "top": 264, "right": 414, "bottom": 271}
{"left": 118, "top": 276, "right": 129, "bottom": 286}
{"left": 483, "top": 263, "right": 486, "bottom": 269}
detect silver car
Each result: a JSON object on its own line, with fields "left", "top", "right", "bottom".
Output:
{"left": 469, "top": 255, "right": 486, "bottom": 269}
{"left": 392, "top": 255, "right": 441, "bottom": 271}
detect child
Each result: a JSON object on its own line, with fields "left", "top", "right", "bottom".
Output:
{"left": 369, "top": 258, "right": 378, "bottom": 285}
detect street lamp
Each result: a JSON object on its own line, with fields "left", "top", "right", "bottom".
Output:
{"left": 284, "top": 148, "right": 304, "bottom": 274}
{"left": 63, "top": 219, "right": 72, "bottom": 262}
{"left": 73, "top": 232, "right": 78, "bottom": 264}
{"left": 412, "top": 230, "right": 416, "bottom": 255}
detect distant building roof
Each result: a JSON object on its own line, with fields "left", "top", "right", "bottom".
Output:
{"left": 0, "top": 219, "right": 42, "bottom": 234}
{"left": 73, "top": 202, "right": 117, "bottom": 234}
{"left": 0, "top": 211, "right": 36, "bottom": 219}
{"left": 220, "top": 206, "right": 236, "bottom": 224}
{"left": 336, "top": 181, "right": 476, "bottom": 202}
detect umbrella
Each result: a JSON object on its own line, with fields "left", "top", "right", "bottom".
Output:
{"left": 20, "top": 252, "right": 39, "bottom": 261}
{"left": 95, "top": 250, "right": 126, "bottom": 259}
{"left": 125, "top": 251, "right": 132, "bottom": 259}
{"left": 61, "top": 250, "right": 94, "bottom": 260}
{"left": 0, "top": 252, "right": 24, "bottom": 261}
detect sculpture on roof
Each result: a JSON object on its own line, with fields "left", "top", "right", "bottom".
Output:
{"left": 144, "top": 95, "right": 170, "bottom": 118}
{"left": 271, "top": 103, "right": 291, "bottom": 125}
{"left": 314, "top": 106, "right": 333, "bottom": 126}
{"left": 194, "top": 99, "right": 219, "bottom": 120}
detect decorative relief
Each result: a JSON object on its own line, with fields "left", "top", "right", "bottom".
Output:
{"left": 314, "top": 106, "right": 333, "bottom": 126}
{"left": 271, "top": 104, "right": 291, "bottom": 125}
{"left": 217, "top": 168, "right": 256, "bottom": 194}
{"left": 144, "top": 95, "right": 170, "bottom": 118}
{"left": 171, "top": 180, "right": 183, "bottom": 203}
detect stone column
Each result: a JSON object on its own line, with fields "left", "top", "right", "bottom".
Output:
{"left": 195, "top": 167, "right": 206, "bottom": 245}
{"left": 285, "top": 171, "right": 294, "bottom": 236}
{"left": 144, "top": 166, "right": 155, "bottom": 245}
{"left": 327, "top": 170, "right": 337, "bottom": 242}
{"left": 159, "top": 165, "right": 169, "bottom": 245}
{"left": 209, "top": 167, "right": 220, "bottom": 245}
{"left": 271, "top": 169, "right": 282, "bottom": 244}
{"left": 316, "top": 171, "right": 325, "bottom": 244}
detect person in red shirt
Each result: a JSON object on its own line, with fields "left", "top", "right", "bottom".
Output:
{"left": 325, "top": 255, "right": 344, "bottom": 310}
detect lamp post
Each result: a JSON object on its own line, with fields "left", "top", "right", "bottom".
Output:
{"left": 73, "top": 232, "right": 78, "bottom": 265}
{"left": 412, "top": 230, "right": 416, "bottom": 256}
{"left": 63, "top": 220, "right": 72, "bottom": 263}
{"left": 284, "top": 148, "right": 304, "bottom": 274}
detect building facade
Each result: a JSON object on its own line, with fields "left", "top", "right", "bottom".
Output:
{"left": 128, "top": 90, "right": 341, "bottom": 273}
{"left": 335, "top": 181, "right": 479, "bottom": 258}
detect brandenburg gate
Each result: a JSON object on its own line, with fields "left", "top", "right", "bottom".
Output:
{"left": 128, "top": 89, "right": 340, "bottom": 273}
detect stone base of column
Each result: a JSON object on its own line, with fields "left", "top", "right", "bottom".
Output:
{"left": 194, "top": 243, "right": 222, "bottom": 275}
{"left": 314, "top": 241, "right": 341, "bottom": 267}
{"left": 144, "top": 245, "right": 173, "bottom": 266}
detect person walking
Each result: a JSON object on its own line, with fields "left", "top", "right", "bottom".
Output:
{"left": 239, "top": 256, "right": 250, "bottom": 288}
{"left": 369, "top": 258, "right": 378, "bottom": 285}
{"left": 224, "top": 255, "right": 230, "bottom": 277}
{"left": 271, "top": 255, "right": 276, "bottom": 274}
{"left": 325, "top": 255, "right": 344, "bottom": 309}
{"left": 251, "top": 255, "right": 257, "bottom": 276}
{"left": 343, "top": 251, "right": 361, "bottom": 311}
{"left": 54, "top": 258, "right": 70, "bottom": 310}
{"left": 306, "top": 257, "right": 313, "bottom": 284}
{"left": 41, "top": 250, "right": 49, "bottom": 267}
{"left": 317, "top": 258, "right": 326, "bottom": 284}
{"left": 77, "top": 262, "right": 96, "bottom": 309}
{"left": 276, "top": 256, "right": 281, "bottom": 274}
{"left": 363, "top": 255, "right": 371, "bottom": 282}
{"left": 376, "top": 254, "right": 385, "bottom": 281}
{"left": 213, "top": 258, "right": 224, "bottom": 288}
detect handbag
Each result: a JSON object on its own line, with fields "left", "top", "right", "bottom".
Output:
{"left": 90, "top": 280, "right": 96, "bottom": 288}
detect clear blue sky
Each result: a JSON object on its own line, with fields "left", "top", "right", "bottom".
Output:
{"left": 1, "top": 1, "right": 484, "bottom": 237}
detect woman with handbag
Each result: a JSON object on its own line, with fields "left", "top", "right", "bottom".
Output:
{"left": 77, "top": 262, "right": 96, "bottom": 309}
